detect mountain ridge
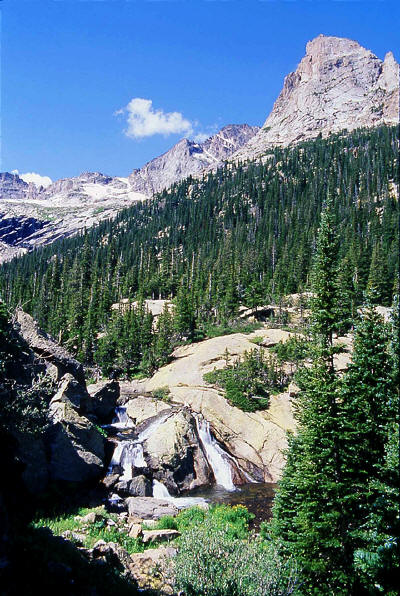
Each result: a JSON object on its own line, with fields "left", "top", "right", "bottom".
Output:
{"left": 232, "top": 34, "right": 399, "bottom": 161}
{"left": 1, "top": 34, "right": 398, "bottom": 262}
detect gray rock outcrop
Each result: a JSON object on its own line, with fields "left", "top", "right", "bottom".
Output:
{"left": 86, "top": 379, "right": 120, "bottom": 422}
{"left": 48, "top": 388, "right": 105, "bottom": 482}
{"left": 128, "top": 124, "right": 259, "bottom": 195}
{"left": 144, "top": 409, "right": 213, "bottom": 493}
{"left": 15, "top": 310, "right": 85, "bottom": 384}
{"left": 234, "top": 34, "right": 399, "bottom": 161}
{"left": 126, "top": 497, "right": 180, "bottom": 520}
{"left": 0, "top": 126, "right": 256, "bottom": 262}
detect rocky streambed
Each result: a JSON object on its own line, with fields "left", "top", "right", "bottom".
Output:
{"left": 102, "top": 397, "right": 249, "bottom": 508}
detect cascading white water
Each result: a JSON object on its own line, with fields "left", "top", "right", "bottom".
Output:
{"left": 109, "top": 406, "right": 135, "bottom": 429}
{"left": 196, "top": 417, "right": 236, "bottom": 491}
{"left": 152, "top": 479, "right": 207, "bottom": 508}
{"left": 109, "top": 441, "right": 146, "bottom": 480}
{"left": 152, "top": 479, "right": 172, "bottom": 498}
{"left": 108, "top": 410, "right": 172, "bottom": 479}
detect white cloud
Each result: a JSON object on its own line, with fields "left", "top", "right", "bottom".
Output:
{"left": 193, "top": 132, "right": 210, "bottom": 143}
{"left": 117, "top": 97, "right": 195, "bottom": 139}
{"left": 19, "top": 171, "right": 52, "bottom": 188}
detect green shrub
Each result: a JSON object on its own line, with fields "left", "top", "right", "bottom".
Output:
{"left": 208, "top": 504, "right": 254, "bottom": 539}
{"left": 152, "top": 386, "right": 171, "bottom": 401}
{"left": 249, "top": 336, "right": 264, "bottom": 345}
{"left": 156, "top": 515, "right": 178, "bottom": 530}
{"left": 175, "top": 506, "right": 207, "bottom": 531}
{"left": 270, "top": 334, "right": 313, "bottom": 367}
{"left": 204, "top": 348, "right": 287, "bottom": 411}
{"left": 174, "top": 504, "right": 254, "bottom": 539}
{"left": 172, "top": 524, "right": 298, "bottom": 596}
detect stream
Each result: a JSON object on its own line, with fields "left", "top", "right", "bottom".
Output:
{"left": 106, "top": 405, "right": 276, "bottom": 525}
{"left": 186, "top": 482, "right": 277, "bottom": 528}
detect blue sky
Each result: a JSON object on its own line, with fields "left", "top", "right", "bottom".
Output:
{"left": 2, "top": 0, "right": 399, "bottom": 182}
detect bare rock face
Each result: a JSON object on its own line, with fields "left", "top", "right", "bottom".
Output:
{"left": 0, "top": 171, "right": 147, "bottom": 263}
{"left": 144, "top": 409, "right": 213, "bottom": 493}
{"left": 15, "top": 310, "right": 84, "bottom": 383}
{"left": 128, "top": 124, "right": 259, "bottom": 195}
{"left": 234, "top": 34, "right": 399, "bottom": 160}
{"left": 48, "top": 384, "right": 105, "bottom": 483}
{"left": 0, "top": 126, "right": 256, "bottom": 262}
{"left": 15, "top": 310, "right": 85, "bottom": 384}
{"left": 144, "top": 327, "right": 296, "bottom": 482}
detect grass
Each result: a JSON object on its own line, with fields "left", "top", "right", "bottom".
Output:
{"left": 31, "top": 506, "right": 145, "bottom": 554}
{"left": 203, "top": 320, "right": 263, "bottom": 339}
{"left": 32, "top": 503, "right": 256, "bottom": 560}
{"left": 152, "top": 386, "right": 171, "bottom": 401}
{"left": 249, "top": 336, "right": 264, "bottom": 345}
{"left": 153, "top": 504, "right": 254, "bottom": 539}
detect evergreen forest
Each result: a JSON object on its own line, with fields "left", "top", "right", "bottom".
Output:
{"left": 0, "top": 125, "right": 399, "bottom": 595}
{"left": 1, "top": 126, "right": 397, "bottom": 376}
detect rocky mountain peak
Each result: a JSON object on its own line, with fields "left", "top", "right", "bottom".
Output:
{"left": 233, "top": 34, "right": 399, "bottom": 160}
{"left": 128, "top": 123, "right": 259, "bottom": 195}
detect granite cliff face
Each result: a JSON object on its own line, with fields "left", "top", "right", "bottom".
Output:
{"left": 128, "top": 124, "right": 259, "bottom": 194}
{"left": 234, "top": 35, "right": 399, "bottom": 161}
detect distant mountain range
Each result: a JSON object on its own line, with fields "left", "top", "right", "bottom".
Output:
{"left": 1, "top": 34, "right": 398, "bottom": 262}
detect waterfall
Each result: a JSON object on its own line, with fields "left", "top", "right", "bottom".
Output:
{"left": 152, "top": 479, "right": 207, "bottom": 508}
{"left": 196, "top": 417, "right": 236, "bottom": 491}
{"left": 153, "top": 479, "right": 172, "bottom": 498}
{"left": 109, "top": 406, "right": 135, "bottom": 429}
{"left": 109, "top": 441, "right": 146, "bottom": 480}
{"left": 107, "top": 410, "right": 171, "bottom": 478}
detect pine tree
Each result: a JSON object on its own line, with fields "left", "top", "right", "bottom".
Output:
{"left": 154, "top": 302, "right": 174, "bottom": 367}
{"left": 341, "top": 300, "right": 399, "bottom": 594}
{"left": 174, "top": 281, "right": 196, "bottom": 341}
{"left": 270, "top": 199, "right": 353, "bottom": 594}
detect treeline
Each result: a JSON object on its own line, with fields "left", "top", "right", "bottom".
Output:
{"left": 0, "top": 125, "right": 398, "bottom": 373}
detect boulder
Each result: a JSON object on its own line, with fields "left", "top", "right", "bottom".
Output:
{"left": 142, "top": 529, "right": 180, "bottom": 545}
{"left": 116, "top": 475, "right": 153, "bottom": 497}
{"left": 15, "top": 432, "right": 49, "bottom": 494}
{"left": 144, "top": 409, "right": 213, "bottom": 493}
{"left": 126, "top": 396, "right": 172, "bottom": 426}
{"left": 48, "top": 393, "right": 105, "bottom": 483}
{"left": 86, "top": 380, "right": 120, "bottom": 422}
{"left": 15, "top": 309, "right": 85, "bottom": 384}
{"left": 128, "top": 523, "right": 143, "bottom": 539}
{"left": 101, "top": 473, "right": 120, "bottom": 490}
{"left": 81, "top": 511, "right": 102, "bottom": 524}
{"left": 91, "top": 540, "right": 132, "bottom": 569}
{"left": 288, "top": 382, "right": 300, "bottom": 397}
{"left": 126, "top": 497, "right": 180, "bottom": 520}
{"left": 52, "top": 373, "right": 89, "bottom": 410}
